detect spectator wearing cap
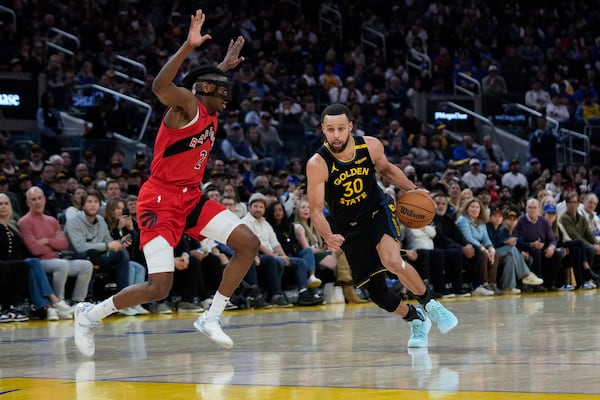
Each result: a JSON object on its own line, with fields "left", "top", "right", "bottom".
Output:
{"left": 243, "top": 96, "right": 265, "bottom": 126}
{"left": 529, "top": 115, "right": 559, "bottom": 173}
{"left": 28, "top": 144, "right": 45, "bottom": 177}
{"left": 461, "top": 158, "right": 486, "bottom": 189}
{"left": 474, "top": 187, "right": 492, "bottom": 218}
{"left": 74, "top": 163, "right": 90, "bottom": 183}
{"left": 526, "top": 157, "right": 547, "bottom": 188}
{"left": 481, "top": 64, "right": 508, "bottom": 96}
{"left": 366, "top": 102, "right": 391, "bottom": 137}
{"left": 220, "top": 123, "right": 259, "bottom": 165}
{"left": 501, "top": 159, "right": 528, "bottom": 190}
{"left": 126, "top": 169, "right": 142, "bottom": 196}
{"left": 109, "top": 160, "right": 124, "bottom": 179}
{"left": 241, "top": 193, "right": 292, "bottom": 307}
{"left": 525, "top": 78, "right": 551, "bottom": 112}
{"left": 49, "top": 172, "right": 72, "bottom": 218}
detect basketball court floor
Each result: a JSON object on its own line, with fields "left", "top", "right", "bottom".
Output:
{"left": 1, "top": 291, "right": 599, "bottom": 399}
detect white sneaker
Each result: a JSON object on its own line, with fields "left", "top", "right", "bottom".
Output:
{"left": 307, "top": 275, "right": 322, "bottom": 288}
{"left": 200, "top": 298, "right": 213, "bottom": 310}
{"left": 58, "top": 310, "right": 74, "bottom": 319}
{"left": 54, "top": 300, "right": 73, "bottom": 314}
{"left": 194, "top": 313, "right": 233, "bottom": 349}
{"left": 132, "top": 305, "right": 150, "bottom": 314}
{"left": 118, "top": 307, "right": 139, "bottom": 316}
{"left": 47, "top": 307, "right": 59, "bottom": 321}
{"left": 522, "top": 273, "right": 544, "bottom": 286}
{"left": 581, "top": 280, "right": 596, "bottom": 290}
{"left": 74, "top": 302, "right": 97, "bottom": 357}
{"left": 504, "top": 288, "right": 521, "bottom": 294}
{"left": 472, "top": 285, "right": 494, "bottom": 296}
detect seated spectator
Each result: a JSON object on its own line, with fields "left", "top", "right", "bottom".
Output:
{"left": 18, "top": 187, "right": 94, "bottom": 308}
{"left": 431, "top": 192, "right": 471, "bottom": 297}
{"left": 486, "top": 206, "right": 543, "bottom": 293}
{"left": 455, "top": 198, "right": 496, "bottom": 296}
{"left": 64, "top": 191, "right": 131, "bottom": 299}
{"left": 294, "top": 200, "right": 338, "bottom": 275}
{"left": 0, "top": 193, "right": 30, "bottom": 322}
{"left": 221, "top": 192, "right": 247, "bottom": 219}
{"left": 461, "top": 158, "right": 487, "bottom": 189}
{"left": 525, "top": 78, "right": 551, "bottom": 112}
{"left": 171, "top": 236, "right": 210, "bottom": 313}
{"left": 220, "top": 123, "right": 260, "bottom": 165}
{"left": 501, "top": 159, "right": 529, "bottom": 190}
{"left": 514, "top": 199, "right": 562, "bottom": 291}
{"left": 481, "top": 65, "right": 508, "bottom": 96}
{"left": 574, "top": 92, "right": 600, "bottom": 125}
{"left": 65, "top": 185, "right": 88, "bottom": 222}
{"left": 403, "top": 222, "right": 449, "bottom": 297}
{"left": 103, "top": 197, "right": 148, "bottom": 315}
{"left": 265, "top": 201, "right": 324, "bottom": 306}
{"left": 241, "top": 193, "right": 292, "bottom": 307}
{"left": 579, "top": 193, "right": 600, "bottom": 242}
{"left": 543, "top": 202, "right": 591, "bottom": 289}
{"left": 451, "top": 135, "right": 479, "bottom": 171}
{"left": 560, "top": 193, "right": 600, "bottom": 283}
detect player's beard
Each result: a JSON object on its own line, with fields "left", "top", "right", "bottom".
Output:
{"left": 327, "top": 136, "right": 350, "bottom": 153}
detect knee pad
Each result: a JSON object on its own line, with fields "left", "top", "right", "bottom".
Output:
{"left": 364, "top": 274, "right": 402, "bottom": 312}
{"left": 143, "top": 236, "right": 174, "bottom": 274}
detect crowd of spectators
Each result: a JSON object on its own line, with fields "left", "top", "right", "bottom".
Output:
{"left": 2, "top": 1, "right": 600, "bottom": 320}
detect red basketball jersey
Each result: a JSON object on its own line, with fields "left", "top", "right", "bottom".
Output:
{"left": 149, "top": 100, "right": 218, "bottom": 187}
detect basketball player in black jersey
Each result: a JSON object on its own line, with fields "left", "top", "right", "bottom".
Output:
{"left": 306, "top": 103, "right": 458, "bottom": 348}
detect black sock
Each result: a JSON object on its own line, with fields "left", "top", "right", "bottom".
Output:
{"left": 403, "top": 304, "right": 424, "bottom": 322}
{"left": 413, "top": 287, "right": 434, "bottom": 307}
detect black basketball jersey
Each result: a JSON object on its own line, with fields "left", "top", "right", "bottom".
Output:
{"left": 316, "top": 136, "right": 385, "bottom": 230}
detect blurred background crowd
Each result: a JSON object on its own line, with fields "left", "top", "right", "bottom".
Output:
{"left": 0, "top": 0, "right": 600, "bottom": 321}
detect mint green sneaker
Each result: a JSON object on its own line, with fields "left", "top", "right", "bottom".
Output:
{"left": 425, "top": 299, "right": 458, "bottom": 334}
{"left": 407, "top": 306, "right": 431, "bottom": 348}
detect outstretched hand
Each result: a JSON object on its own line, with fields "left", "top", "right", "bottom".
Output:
{"left": 187, "top": 9, "right": 212, "bottom": 48}
{"left": 219, "top": 36, "right": 246, "bottom": 72}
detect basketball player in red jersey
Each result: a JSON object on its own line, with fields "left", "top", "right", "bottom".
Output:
{"left": 306, "top": 103, "right": 458, "bottom": 349}
{"left": 74, "top": 9, "right": 260, "bottom": 356}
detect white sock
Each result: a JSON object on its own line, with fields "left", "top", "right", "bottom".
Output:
{"left": 205, "top": 291, "right": 229, "bottom": 319}
{"left": 86, "top": 297, "right": 118, "bottom": 323}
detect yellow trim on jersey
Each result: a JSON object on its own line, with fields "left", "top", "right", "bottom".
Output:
{"left": 325, "top": 137, "right": 357, "bottom": 163}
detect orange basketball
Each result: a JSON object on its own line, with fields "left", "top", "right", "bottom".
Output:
{"left": 395, "top": 189, "right": 435, "bottom": 229}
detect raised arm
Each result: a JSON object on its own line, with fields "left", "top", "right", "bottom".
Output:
{"left": 364, "top": 136, "right": 417, "bottom": 193}
{"left": 306, "top": 154, "right": 344, "bottom": 252}
{"left": 152, "top": 10, "right": 213, "bottom": 115}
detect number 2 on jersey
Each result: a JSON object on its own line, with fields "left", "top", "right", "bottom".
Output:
{"left": 194, "top": 150, "right": 208, "bottom": 170}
